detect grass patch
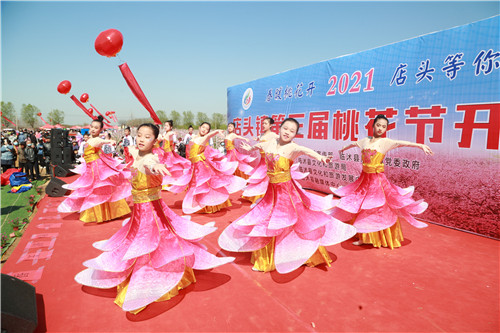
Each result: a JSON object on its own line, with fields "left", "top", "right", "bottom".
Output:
{"left": 1, "top": 178, "right": 48, "bottom": 255}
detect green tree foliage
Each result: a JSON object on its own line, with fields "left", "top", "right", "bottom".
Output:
{"left": 182, "top": 110, "right": 194, "bottom": 129}
{"left": 21, "top": 104, "right": 40, "bottom": 128}
{"left": 126, "top": 118, "right": 154, "bottom": 127}
{"left": 196, "top": 112, "right": 210, "bottom": 126}
{"left": 169, "top": 110, "right": 181, "bottom": 128}
{"left": 1, "top": 101, "right": 16, "bottom": 128}
{"left": 211, "top": 113, "right": 226, "bottom": 129}
{"left": 156, "top": 110, "right": 168, "bottom": 123}
{"left": 47, "top": 109, "right": 65, "bottom": 125}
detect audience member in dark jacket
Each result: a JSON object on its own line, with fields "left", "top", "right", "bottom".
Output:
{"left": 25, "top": 142, "right": 40, "bottom": 180}
{"left": 17, "top": 142, "right": 27, "bottom": 174}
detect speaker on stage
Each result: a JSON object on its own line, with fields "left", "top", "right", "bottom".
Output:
{"left": 52, "top": 164, "right": 72, "bottom": 178}
{"left": 1, "top": 274, "right": 38, "bottom": 333}
{"left": 51, "top": 146, "right": 73, "bottom": 165}
{"left": 50, "top": 128, "right": 74, "bottom": 174}
{"left": 45, "top": 177, "right": 69, "bottom": 197}
{"left": 50, "top": 128, "right": 68, "bottom": 148}
{"left": 51, "top": 147, "right": 63, "bottom": 165}
{"left": 63, "top": 146, "right": 73, "bottom": 164}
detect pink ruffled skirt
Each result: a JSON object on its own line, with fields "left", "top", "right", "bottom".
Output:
{"left": 219, "top": 179, "right": 356, "bottom": 274}
{"left": 175, "top": 148, "right": 246, "bottom": 214}
{"left": 75, "top": 199, "right": 234, "bottom": 312}
{"left": 330, "top": 171, "right": 428, "bottom": 233}
{"left": 154, "top": 148, "right": 192, "bottom": 188}
{"left": 58, "top": 154, "right": 131, "bottom": 221}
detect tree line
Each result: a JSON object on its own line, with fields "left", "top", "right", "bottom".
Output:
{"left": 121, "top": 110, "right": 227, "bottom": 129}
{"left": 1, "top": 101, "right": 227, "bottom": 130}
{"left": 1, "top": 101, "right": 65, "bottom": 128}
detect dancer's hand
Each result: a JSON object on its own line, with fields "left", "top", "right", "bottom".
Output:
{"left": 421, "top": 144, "right": 434, "bottom": 156}
{"left": 151, "top": 164, "right": 171, "bottom": 176}
{"left": 240, "top": 141, "right": 252, "bottom": 151}
{"left": 321, "top": 155, "right": 333, "bottom": 164}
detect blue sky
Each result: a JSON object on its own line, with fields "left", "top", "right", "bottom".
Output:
{"left": 1, "top": 1, "right": 498, "bottom": 125}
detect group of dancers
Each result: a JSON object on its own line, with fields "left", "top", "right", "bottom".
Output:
{"left": 57, "top": 114, "right": 433, "bottom": 313}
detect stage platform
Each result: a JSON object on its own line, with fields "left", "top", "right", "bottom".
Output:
{"left": 2, "top": 175, "right": 498, "bottom": 332}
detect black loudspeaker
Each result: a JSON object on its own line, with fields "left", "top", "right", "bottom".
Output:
{"left": 46, "top": 177, "right": 69, "bottom": 197}
{"left": 51, "top": 147, "right": 63, "bottom": 165}
{"left": 52, "top": 164, "right": 72, "bottom": 178}
{"left": 51, "top": 147, "right": 73, "bottom": 165}
{"left": 50, "top": 128, "right": 67, "bottom": 148}
{"left": 63, "top": 146, "right": 73, "bottom": 164}
{"left": 1, "top": 274, "right": 38, "bottom": 333}
{"left": 51, "top": 129, "right": 74, "bottom": 166}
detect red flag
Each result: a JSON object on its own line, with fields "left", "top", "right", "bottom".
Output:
{"left": 119, "top": 62, "right": 161, "bottom": 125}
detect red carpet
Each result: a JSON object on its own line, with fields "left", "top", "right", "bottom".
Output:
{"left": 2, "top": 175, "right": 498, "bottom": 332}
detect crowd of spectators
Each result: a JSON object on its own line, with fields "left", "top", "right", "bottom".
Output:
{"left": 1, "top": 128, "right": 52, "bottom": 180}
{"left": 1, "top": 124, "right": 224, "bottom": 180}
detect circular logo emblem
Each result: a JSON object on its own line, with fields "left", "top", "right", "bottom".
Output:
{"left": 242, "top": 88, "right": 253, "bottom": 110}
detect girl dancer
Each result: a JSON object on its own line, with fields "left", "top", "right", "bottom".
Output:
{"left": 254, "top": 117, "right": 278, "bottom": 143}
{"left": 75, "top": 123, "right": 234, "bottom": 313}
{"left": 58, "top": 116, "right": 131, "bottom": 223}
{"left": 173, "top": 122, "right": 247, "bottom": 214}
{"left": 218, "top": 118, "right": 356, "bottom": 274}
{"left": 243, "top": 117, "right": 307, "bottom": 203}
{"left": 156, "top": 120, "right": 192, "bottom": 190}
{"left": 331, "top": 114, "right": 433, "bottom": 249}
{"left": 241, "top": 117, "right": 279, "bottom": 203}
{"left": 224, "top": 122, "right": 255, "bottom": 179}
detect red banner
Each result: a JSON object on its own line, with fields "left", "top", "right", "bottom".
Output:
{"left": 119, "top": 62, "right": 161, "bottom": 125}
{"left": 1, "top": 115, "right": 16, "bottom": 127}
{"left": 89, "top": 104, "right": 111, "bottom": 124}
{"left": 70, "top": 95, "right": 95, "bottom": 120}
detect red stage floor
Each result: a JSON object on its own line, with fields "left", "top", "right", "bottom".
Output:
{"left": 2, "top": 175, "right": 499, "bottom": 332}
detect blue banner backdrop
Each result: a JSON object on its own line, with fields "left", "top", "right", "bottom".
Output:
{"left": 227, "top": 16, "right": 500, "bottom": 239}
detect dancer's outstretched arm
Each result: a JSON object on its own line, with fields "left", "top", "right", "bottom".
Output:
{"left": 240, "top": 141, "right": 263, "bottom": 152}
{"left": 389, "top": 139, "right": 434, "bottom": 156}
{"left": 293, "top": 144, "right": 332, "bottom": 164}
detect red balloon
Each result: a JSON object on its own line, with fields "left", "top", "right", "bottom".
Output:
{"left": 105, "top": 111, "right": 111, "bottom": 116}
{"left": 80, "top": 93, "right": 89, "bottom": 103}
{"left": 57, "top": 80, "right": 72, "bottom": 94}
{"left": 37, "top": 112, "right": 42, "bottom": 116}
{"left": 95, "top": 29, "right": 123, "bottom": 57}
{"left": 88, "top": 108, "right": 93, "bottom": 115}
